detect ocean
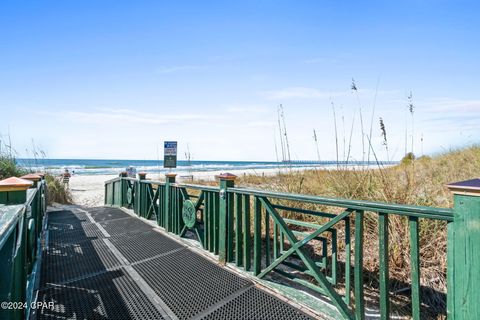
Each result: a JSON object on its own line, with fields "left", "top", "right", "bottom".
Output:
{"left": 16, "top": 158, "right": 396, "bottom": 176}
{"left": 15, "top": 158, "right": 330, "bottom": 176}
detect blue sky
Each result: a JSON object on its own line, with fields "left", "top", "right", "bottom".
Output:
{"left": 1, "top": 1, "right": 479, "bottom": 161}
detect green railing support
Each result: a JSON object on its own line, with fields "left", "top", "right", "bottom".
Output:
{"left": 119, "top": 172, "right": 128, "bottom": 207}
{"left": 165, "top": 173, "right": 176, "bottom": 232}
{"left": 0, "top": 175, "right": 47, "bottom": 320}
{"left": 103, "top": 173, "right": 466, "bottom": 320}
{"left": 447, "top": 179, "right": 480, "bottom": 319}
{"left": 218, "top": 173, "right": 236, "bottom": 264}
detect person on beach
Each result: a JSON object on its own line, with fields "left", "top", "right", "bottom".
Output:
{"left": 62, "top": 169, "right": 71, "bottom": 188}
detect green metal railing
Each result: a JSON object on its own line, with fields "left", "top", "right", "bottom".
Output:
{"left": 105, "top": 173, "right": 480, "bottom": 320}
{"left": 0, "top": 175, "right": 47, "bottom": 320}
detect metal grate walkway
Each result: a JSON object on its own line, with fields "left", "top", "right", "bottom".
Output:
{"left": 32, "top": 206, "right": 314, "bottom": 320}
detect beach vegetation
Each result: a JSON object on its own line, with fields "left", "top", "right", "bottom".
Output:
{"left": 0, "top": 138, "right": 72, "bottom": 204}
{"left": 44, "top": 173, "right": 73, "bottom": 204}
{"left": 235, "top": 145, "right": 479, "bottom": 318}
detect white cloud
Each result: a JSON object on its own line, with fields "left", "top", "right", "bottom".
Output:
{"left": 420, "top": 98, "right": 480, "bottom": 113}
{"left": 39, "top": 108, "right": 223, "bottom": 125}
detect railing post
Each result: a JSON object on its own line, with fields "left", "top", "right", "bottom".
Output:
{"left": 446, "top": 178, "right": 480, "bottom": 319}
{"left": 20, "top": 174, "right": 41, "bottom": 188}
{"left": 165, "top": 173, "right": 176, "bottom": 232}
{"left": 119, "top": 172, "right": 127, "bottom": 206}
{"left": 0, "top": 177, "right": 33, "bottom": 204}
{"left": 137, "top": 172, "right": 147, "bottom": 216}
{"left": 218, "top": 173, "right": 236, "bottom": 264}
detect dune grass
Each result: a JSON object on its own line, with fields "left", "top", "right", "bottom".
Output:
{"left": 0, "top": 153, "right": 72, "bottom": 205}
{"left": 44, "top": 173, "right": 73, "bottom": 205}
{"left": 0, "top": 155, "right": 26, "bottom": 179}
{"left": 232, "top": 145, "right": 479, "bottom": 318}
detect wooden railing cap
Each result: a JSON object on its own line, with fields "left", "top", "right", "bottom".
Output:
{"left": 0, "top": 177, "right": 34, "bottom": 191}
{"left": 20, "top": 173, "right": 42, "bottom": 181}
{"left": 218, "top": 173, "right": 237, "bottom": 181}
{"left": 446, "top": 178, "right": 480, "bottom": 196}
{"left": 165, "top": 173, "right": 177, "bottom": 178}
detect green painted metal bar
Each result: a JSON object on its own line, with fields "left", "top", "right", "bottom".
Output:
{"left": 203, "top": 191, "right": 210, "bottom": 251}
{"left": 227, "top": 191, "right": 235, "bottom": 263}
{"left": 273, "top": 204, "right": 337, "bottom": 219}
{"left": 378, "top": 212, "right": 390, "bottom": 319}
{"left": 235, "top": 194, "right": 243, "bottom": 267}
{"left": 331, "top": 228, "right": 338, "bottom": 285}
{"left": 218, "top": 177, "right": 234, "bottom": 263}
{"left": 253, "top": 196, "right": 262, "bottom": 275}
{"left": 280, "top": 228, "right": 284, "bottom": 254}
{"left": 409, "top": 216, "right": 420, "bottom": 320}
{"left": 214, "top": 192, "right": 219, "bottom": 255}
{"left": 195, "top": 191, "right": 204, "bottom": 211}
{"left": 273, "top": 222, "right": 279, "bottom": 259}
{"left": 265, "top": 207, "right": 270, "bottom": 267}
{"left": 208, "top": 192, "right": 214, "bottom": 252}
{"left": 174, "top": 187, "right": 178, "bottom": 233}
{"left": 345, "top": 217, "right": 351, "bottom": 305}
{"left": 243, "top": 194, "right": 251, "bottom": 271}
{"left": 229, "top": 187, "right": 453, "bottom": 220}
{"left": 354, "top": 210, "right": 365, "bottom": 320}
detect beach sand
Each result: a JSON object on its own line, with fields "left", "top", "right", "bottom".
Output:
{"left": 69, "top": 167, "right": 308, "bottom": 207}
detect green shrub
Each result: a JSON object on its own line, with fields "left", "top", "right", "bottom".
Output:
{"left": 0, "top": 156, "right": 26, "bottom": 179}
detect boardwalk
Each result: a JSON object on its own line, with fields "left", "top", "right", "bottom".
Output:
{"left": 32, "top": 206, "right": 314, "bottom": 320}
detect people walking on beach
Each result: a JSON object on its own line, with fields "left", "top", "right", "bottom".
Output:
{"left": 62, "top": 169, "right": 71, "bottom": 188}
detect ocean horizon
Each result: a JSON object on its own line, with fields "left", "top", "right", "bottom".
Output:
{"left": 15, "top": 158, "right": 396, "bottom": 176}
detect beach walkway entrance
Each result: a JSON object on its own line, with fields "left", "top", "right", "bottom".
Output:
{"left": 33, "top": 205, "right": 313, "bottom": 320}
{"left": 3, "top": 173, "right": 480, "bottom": 319}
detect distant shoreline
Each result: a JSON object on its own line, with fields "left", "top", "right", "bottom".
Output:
{"left": 17, "top": 158, "right": 398, "bottom": 176}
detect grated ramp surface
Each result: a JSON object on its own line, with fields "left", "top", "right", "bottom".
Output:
{"left": 99, "top": 217, "right": 153, "bottom": 236}
{"left": 109, "top": 230, "right": 185, "bottom": 263}
{"left": 36, "top": 206, "right": 314, "bottom": 320}
{"left": 202, "top": 286, "right": 312, "bottom": 320}
{"left": 133, "top": 249, "right": 252, "bottom": 319}
{"left": 36, "top": 269, "right": 165, "bottom": 319}
{"left": 89, "top": 206, "right": 131, "bottom": 221}
{"left": 40, "top": 238, "right": 122, "bottom": 287}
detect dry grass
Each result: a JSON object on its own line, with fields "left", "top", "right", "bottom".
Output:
{"left": 44, "top": 173, "right": 73, "bottom": 205}
{"left": 231, "top": 145, "right": 480, "bottom": 318}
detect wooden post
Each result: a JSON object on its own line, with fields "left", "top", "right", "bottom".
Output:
{"left": 446, "top": 178, "right": 480, "bottom": 319}
{"left": 20, "top": 174, "right": 41, "bottom": 188}
{"left": 218, "top": 173, "right": 236, "bottom": 264}
{"left": 165, "top": 173, "right": 176, "bottom": 232}
{"left": 119, "top": 172, "right": 127, "bottom": 206}
{"left": 136, "top": 173, "right": 147, "bottom": 216}
{"left": 0, "top": 177, "right": 33, "bottom": 204}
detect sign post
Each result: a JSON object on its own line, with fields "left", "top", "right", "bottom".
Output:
{"left": 164, "top": 141, "right": 177, "bottom": 168}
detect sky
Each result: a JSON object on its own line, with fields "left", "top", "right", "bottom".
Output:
{"left": 0, "top": 0, "right": 479, "bottom": 161}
